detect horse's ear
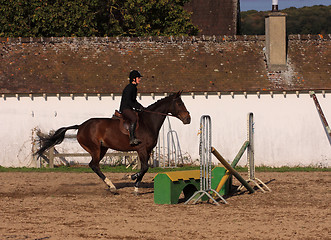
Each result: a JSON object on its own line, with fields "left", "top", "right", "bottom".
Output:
{"left": 176, "top": 90, "right": 183, "bottom": 97}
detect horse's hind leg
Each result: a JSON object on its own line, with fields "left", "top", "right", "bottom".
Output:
{"left": 88, "top": 146, "right": 117, "bottom": 193}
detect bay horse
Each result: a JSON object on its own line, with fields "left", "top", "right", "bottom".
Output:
{"left": 36, "top": 91, "right": 191, "bottom": 194}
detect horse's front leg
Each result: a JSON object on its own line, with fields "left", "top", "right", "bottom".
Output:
{"left": 131, "top": 151, "right": 150, "bottom": 195}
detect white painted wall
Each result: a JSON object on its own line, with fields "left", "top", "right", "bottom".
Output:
{"left": 0, "top": 92, "right": 330, "bottom": 167}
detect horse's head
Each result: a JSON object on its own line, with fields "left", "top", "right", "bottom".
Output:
{"left": 169, "top": 91, "right": 191, "bottom": 124}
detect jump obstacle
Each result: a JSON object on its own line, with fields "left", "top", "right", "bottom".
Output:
{"left": 184, "top": 115, "right": 228, "bottom": 205}
{"left": 238, "top": 113, "right": 271, "bottom": 192}
{"left": 154, "top": 113, "right": 270, "bottom": 205}
{"left": 211, "top": 113, "right": 270, "bottom": 193}
{"left": 153, "top": 167, "right": 230, "bottom": 204}
{"left": 154, "top": 115, "right": 231, "bottom": 205}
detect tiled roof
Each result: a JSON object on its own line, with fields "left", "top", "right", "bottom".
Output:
{"left": 0, "top": 35, "right": 330, "bottom": 95}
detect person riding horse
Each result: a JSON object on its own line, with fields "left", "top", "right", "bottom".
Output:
{"left": 119, "top": 70, "right": 144, "bottom": 146}
{"left": 36, "top": 90, "right": 191, "bottom": 194}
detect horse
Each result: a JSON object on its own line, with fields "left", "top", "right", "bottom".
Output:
{"left": 35, "top": 91, "right": 191, "bottom": 194}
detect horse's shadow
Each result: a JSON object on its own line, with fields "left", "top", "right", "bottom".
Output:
{"left": 115, "top": 181, "right": 153, "bottom": 189}
{"left": 114, "top": 181, "right": 154, "bottom": 192}
{"left": 114, "top": 181, "right": 154, "bottom": 195}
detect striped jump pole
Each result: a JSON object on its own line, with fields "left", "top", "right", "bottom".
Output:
{"left": 310, "top": 91, "right": 331, "bottom": 139}
{"left": 213, "top": 112, "right": 271, "bottom": 194}
{"left": 185, "top": 115, "right": 227, "bottom": 205}
{"left": 239, "top": 112, "right": 271, "bottom": 192}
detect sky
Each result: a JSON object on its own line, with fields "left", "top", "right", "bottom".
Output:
{"left": 240, "top": 0, "right": 331, "bottom": 11}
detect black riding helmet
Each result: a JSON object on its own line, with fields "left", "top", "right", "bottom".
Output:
{"left": 129, "top": 70, "right": 142, "bottom": 82}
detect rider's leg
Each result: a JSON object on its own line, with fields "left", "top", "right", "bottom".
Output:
{"left": 122, "top": 109, "right": 141, "bottom": 145}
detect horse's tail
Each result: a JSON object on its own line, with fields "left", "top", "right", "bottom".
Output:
{"left": 35, "top": 125, "right": 80, "bottom": 157}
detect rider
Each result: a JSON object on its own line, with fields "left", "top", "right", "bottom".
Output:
{"left": 119, "top": 70, "right": 144, "bottom": 146}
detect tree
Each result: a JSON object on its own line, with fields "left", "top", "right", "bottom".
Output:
{"left": 104, "top": 0, "right": 198, "bottom": 36}
{"left": 240, "top": 5, "right": 331, "bottom": 35}
{"left": 284, "top": 5, "right": 330, "bottom": 35}
{"left": 0, "top": 0, "right": 100, "bottom": 37}
{"left": 0, "top": 0, "right": 198, "bottom": 37}
{"left": 240, "top": 10, "right": 265, "bottom": 35}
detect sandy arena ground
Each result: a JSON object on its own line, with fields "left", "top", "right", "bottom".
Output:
{"left": 0, "top": 171, "right": 330, "bottom": 240}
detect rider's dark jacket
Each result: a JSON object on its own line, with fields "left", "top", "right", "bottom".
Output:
{"left": 119, "top": 83, "right": 143, "bottom": 112}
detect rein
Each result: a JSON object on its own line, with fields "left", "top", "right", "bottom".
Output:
{"left": 142, "top": 109, "right": 176, "bottom": 117}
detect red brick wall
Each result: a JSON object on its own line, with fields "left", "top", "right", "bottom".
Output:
{"left": 184, "top": 0, "right": 239, "bottom": 35}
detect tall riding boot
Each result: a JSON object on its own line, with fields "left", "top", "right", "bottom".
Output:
{"left": 129, "top": 123, "right": 142, "bottom": 146}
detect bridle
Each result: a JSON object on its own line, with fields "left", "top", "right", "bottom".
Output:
{"left": 142, "top": 109, "right": 176, "bottom": 117}
{"left": 141, "top": 94, "right": 189, "bottom": 119}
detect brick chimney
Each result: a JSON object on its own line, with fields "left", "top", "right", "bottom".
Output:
{"left": 265, "top": 0, "right": 287, "bottom": 71}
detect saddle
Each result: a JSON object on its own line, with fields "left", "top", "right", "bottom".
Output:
{"left": 112, "top": 110, "right": 139, "bottom": 136}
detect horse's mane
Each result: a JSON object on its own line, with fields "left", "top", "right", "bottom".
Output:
{"left": 146, "top": 93, "right": 176, "bottom": 110}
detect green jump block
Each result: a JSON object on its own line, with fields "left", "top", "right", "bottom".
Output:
{"left": 154, "top": 167, "right": 231, "bottom": 204}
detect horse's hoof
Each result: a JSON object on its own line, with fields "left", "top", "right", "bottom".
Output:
{"left": 109, "top": 188, "right": 119, "bottom": 195}
{"left": 122, "top": 173, "right": 130, "bottom": 180}
{"left": 133, "top": 187, "right": 139, "bottom": 196}
{"left": 133, "top": 191, "right": 139, "bottom": 196}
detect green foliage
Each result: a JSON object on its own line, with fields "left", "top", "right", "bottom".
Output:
{"left": 104, "top": 0, "right": 198, "bottom": 36}
{"left": 240, "top": 10, "right": 266, "bottom": 35}
{"left": 240, "top": 5, "right": 330, "bottom": 35}
{"left": 284, "top": 5, "right": 331, "bottom": 34}
{"left": 0, "top": 0, "right": 198, "bottom": 37}
{"left": 0, "top": 0, "right": 100, "bottom": 37}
